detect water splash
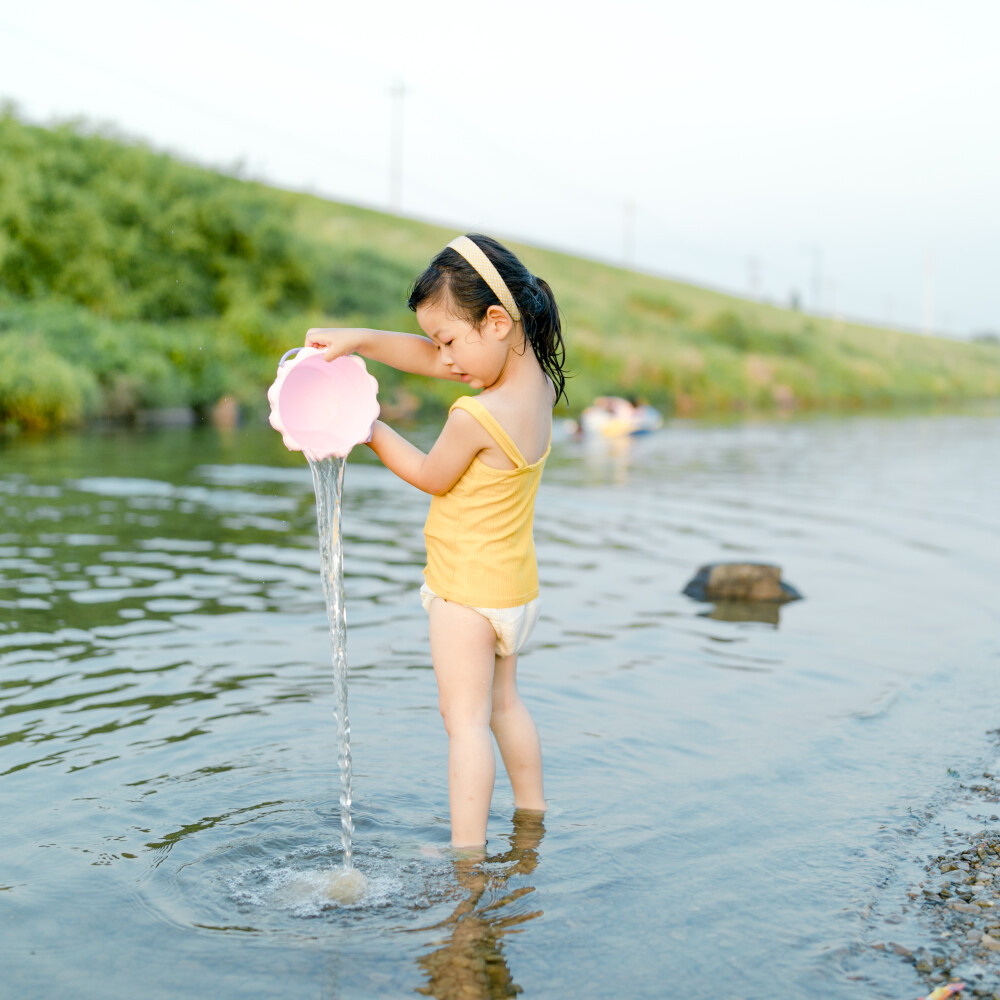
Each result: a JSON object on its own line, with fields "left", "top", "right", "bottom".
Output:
{"left": 307, "top": 456, "right": 357, "bottom": 876}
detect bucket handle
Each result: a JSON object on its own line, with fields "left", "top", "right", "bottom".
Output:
{"left": 279, "top": 347, "right": 305, "bottom": 367}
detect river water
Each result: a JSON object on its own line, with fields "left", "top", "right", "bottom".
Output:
{"left": 2, "top": 409, "right": 999, "bottom": 999}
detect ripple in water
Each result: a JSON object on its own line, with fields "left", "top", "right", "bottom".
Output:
{"left": 218, "top": 842, "right": 453, "bottom": 923}
{"left": 227, "top": 851, "right": 388, "bottom": 917}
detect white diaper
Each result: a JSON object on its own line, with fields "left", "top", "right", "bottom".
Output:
{"left": 419, "top": 583, "right": 540, "bottom": 658}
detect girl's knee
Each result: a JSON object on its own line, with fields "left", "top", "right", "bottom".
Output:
{"left": 441, "top": 715, "right": 491, "bottom": 744}
{"left": 490, "top": 689, "right": 523, "bottom": 723}
{"left": 491, "top": 671, "right": 521, "bottom": 716}
{"left": 438, "top": 699, "right": 490, "bottom": 736}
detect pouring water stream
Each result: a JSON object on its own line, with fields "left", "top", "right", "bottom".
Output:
{"left": 307, "top": 455, "right": 366, "bottom": 902}
{"left": 268, "top": 348, "right": 379, "bottom": 903}
{"left": 308, "top": 456, "right": 355, "bottom": 869}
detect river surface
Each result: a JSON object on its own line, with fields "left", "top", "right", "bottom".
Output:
{"left": 2, "top": 410, "right": 999, "bottom": 999}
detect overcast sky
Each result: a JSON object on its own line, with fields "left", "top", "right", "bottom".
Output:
{"left": 2, "top": 0, "right": 997, "bottom": 336}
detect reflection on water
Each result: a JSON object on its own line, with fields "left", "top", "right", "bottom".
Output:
{"left": 2, "top": 413, "right": 1000, "bottom": 998}
{"left": 703, "top": 599, "right": 783, "bottom": 625}
{"left": 416, "top": 811, "right": 545, "bottom": 1000}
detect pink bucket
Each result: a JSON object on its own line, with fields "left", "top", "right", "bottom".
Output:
{"left": 268, "top": 347, "right": 380, "bottom": 460}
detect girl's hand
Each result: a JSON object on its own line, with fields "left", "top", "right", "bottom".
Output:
{"left": 304, "top": 328, "right": 365, "bottom": 362}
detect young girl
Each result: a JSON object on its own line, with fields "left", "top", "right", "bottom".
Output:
{"left": 305, "top": 234, "right": 567, "bottom": 850}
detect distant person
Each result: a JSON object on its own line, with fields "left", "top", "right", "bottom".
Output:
{"left": 593, "top": 395, "right": 636, "bottom": 418}
{"left": 305, "top": 234, "right": 567, "bottom": 851}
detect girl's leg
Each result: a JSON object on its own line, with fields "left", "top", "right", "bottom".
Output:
{"left": 490, "top": 652, "right": 546, "bottom": 811}
{"left": 428, "top": 597, "right": 498, "bottom": 848}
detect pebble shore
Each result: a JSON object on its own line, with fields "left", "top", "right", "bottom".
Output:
{"left": 876, "top": 757, "right": 1000, "bottom": 999}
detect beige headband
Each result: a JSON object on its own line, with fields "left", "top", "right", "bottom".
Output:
{"left": 446, "top": 236, "right": 521, "bottom": 323}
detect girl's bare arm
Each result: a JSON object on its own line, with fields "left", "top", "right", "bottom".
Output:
{"left": 305, "top": 327, "right": 461, "bottom": 382}
{"left": 366, "top": 409, "right": 486, "bottom": 495}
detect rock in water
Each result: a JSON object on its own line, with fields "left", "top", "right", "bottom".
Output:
{"left": 683, "top": 563, "right": 802, "bottom": 603}
{"left": 321, "top": 866, "right": 368, "bottom": 904}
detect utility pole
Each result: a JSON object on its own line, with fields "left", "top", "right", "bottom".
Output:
{"left": 389, "top": 80, "right": 407, "bottom": 213}
{"left": 801, "top": 244, "right": 823, "bottom": 314}
{"left": 922, "top": 252, "right": 935, "bottom": 336}
{"left": 622, "top": 201, "right": 636, "bottom": 269}
{"left": 746, "top": 255, "right": 761, "bottom": 299}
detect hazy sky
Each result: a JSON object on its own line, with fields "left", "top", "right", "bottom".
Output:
{"left": 2, "top": 0, "right": 997, "bottom": 336}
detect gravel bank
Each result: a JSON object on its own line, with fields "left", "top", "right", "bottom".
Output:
{"left": 875, "top": 748, "right": 1000, "bottom": 999}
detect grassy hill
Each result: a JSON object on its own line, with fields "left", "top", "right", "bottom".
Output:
{"left": 1, "top": 109, "right": 998, "bottom": 431}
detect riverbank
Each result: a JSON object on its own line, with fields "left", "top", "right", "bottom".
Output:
{"left": 871, "top": 738, "right": 1000, "bottom": 1000}
{"left": 2, "top": 110, "right": 998, "bottom": 432}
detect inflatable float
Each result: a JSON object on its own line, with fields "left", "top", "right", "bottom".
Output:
{"left": 569, "top": 396, "right": 663, "bottom": 439}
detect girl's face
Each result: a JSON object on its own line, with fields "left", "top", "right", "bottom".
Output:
{"left": 416, "top": 298, "right": 511, "bottom": 391}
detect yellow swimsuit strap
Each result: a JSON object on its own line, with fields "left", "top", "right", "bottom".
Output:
{"left": 449, "top": 396, "right": 528, "bottom": 469}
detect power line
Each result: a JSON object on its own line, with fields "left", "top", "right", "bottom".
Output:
{"left": 0, "top": 13, "right": 384, "bottom": 181}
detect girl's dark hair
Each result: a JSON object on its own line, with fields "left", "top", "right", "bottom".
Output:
{"left": 407, "top": 233, "right": 568, "bottom": 404}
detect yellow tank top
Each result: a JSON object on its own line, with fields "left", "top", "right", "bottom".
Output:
{"left": 423, "top": 396, "right": 549, "bottom": 608}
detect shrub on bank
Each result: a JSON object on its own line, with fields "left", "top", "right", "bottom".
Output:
{"left": 0, "top": 334, "right": 99, "bottom": 430}
{"left": 0, "top": 110, "right": 320, "bottom": 322}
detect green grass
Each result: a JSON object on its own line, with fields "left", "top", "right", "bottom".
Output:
{"left": 1, "top": 108, "right": 998, "bottom": 432}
